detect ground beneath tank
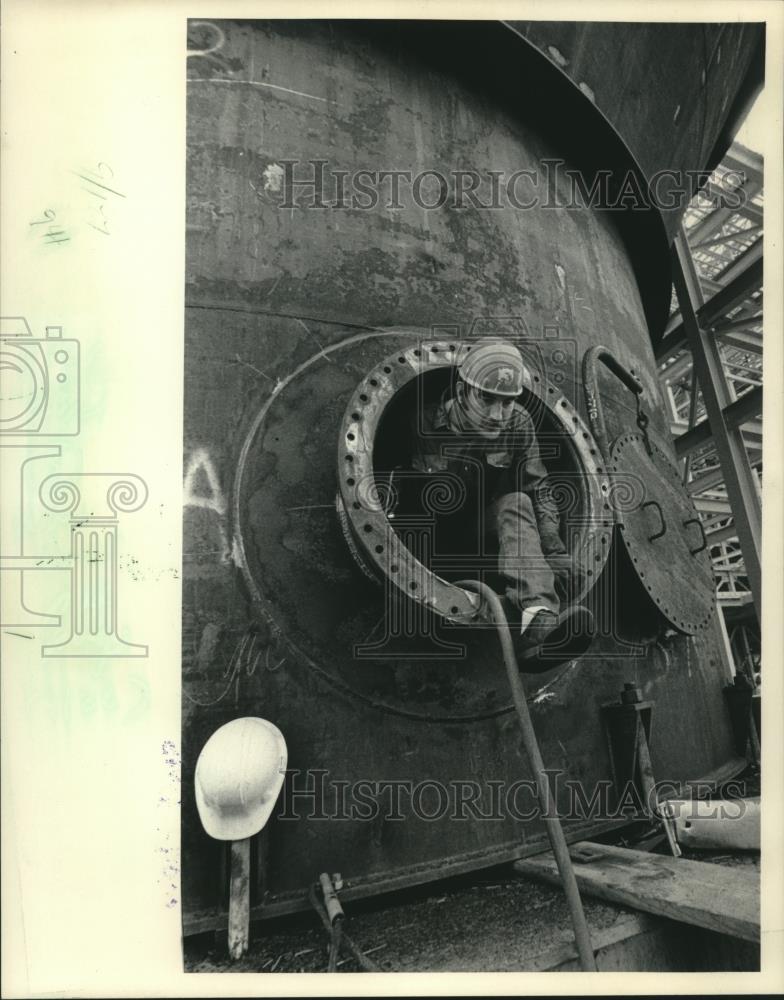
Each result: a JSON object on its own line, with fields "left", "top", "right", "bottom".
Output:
{"left": 185, "top": 765, "right": 761, "bottom": 973}
{"left": 184, "top": 845, "right": 760, "bottom": 973}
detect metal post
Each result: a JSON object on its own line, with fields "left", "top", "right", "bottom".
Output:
{"left": 682, "top": 367, "right": 700, "bottom": 486}
{"left": 715, "top": 605, "right": 736, "bottom": 681}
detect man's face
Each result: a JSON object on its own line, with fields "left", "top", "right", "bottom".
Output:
{"left": 456, "top": 382, "right": 517, "bottom": 439}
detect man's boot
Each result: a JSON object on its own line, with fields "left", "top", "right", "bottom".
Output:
{"left": 513, "top": 605, "right": 595, "bottom": 671}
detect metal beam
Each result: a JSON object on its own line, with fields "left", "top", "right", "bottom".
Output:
{"left": 715, "top": 329, "right": 763, "bottom": 356}
{"left": 736, "top": 201, "right": 764, "bottom": 226}
{"left": 681, "top": 364, "right": 700, "bottom": 484}
{"left": 719, "top": 334, "right": 763, "bottom": 356}
{"left": 717, "top": 596, "right": 754, "bottom": 607}
{"left": 713, "top": 556, "right": 746, "bottom": 571}
{"left": 661, "top": 352, "right": 695, "bottom": 383}
{"left": 722, "top": 356, "right": 763, "bottom": 376}
{"left": 702, "top": 512, "right": 732, "bottom": 529}
{"left": 672, "top": 229, "right": 762, "bottom": 616}
{"left": 699, "top": 255, "right": 764, "bottom": 328}
{"left": 661, "top": 276, "right": 730, "bottom": 344}
{"left": 713, "top": 314, "right": 763, "bottom": 333}
{"left": 724, "top": 371, "right": 762, "bottom": 390}
{"left": 687, "top": 465, "right": 730, "bottom": 495}
{"left": 740, "top": 426, "right": 763, "bottom": 449}
{"left": 729, "top": 294, "right": 764, "bottom": 321}
{"left": 706, "top": 524, "right": 739, "bottom": 546}
{"left": 710, "top": 236, "right": 763, "bottom": 290}
{"left": 672, "top": 385, "right": 762, "bottom": 457}
{"left": 690, "top": 225, "right": 762, "bottom": 251}
{"left": 657, "top": 250, "right": 763, "bottom": 361}
{"left": 675, "top": 426, "right": 762, "bottom": 458}
{"left": 713, "top": 551, "right": 745, "bottom": 567}
{"left": 662, "top": 282, "right": 723, "bottom": 346}
{"left": 687, "top": 180, "right": 762, "bottom": 247}
{"left": 723, "top": 145, "right": 764, "bottom": 189}
{"left": 693, "top": 498, "right": 732, "bottom": 515}
{"left": 665, "top": 384, "right": 681, "bottom": 424}
{"left": 725, "top": 387, "right": 763, "bottom": 426}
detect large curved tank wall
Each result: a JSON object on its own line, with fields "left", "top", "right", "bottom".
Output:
{"left": 509, "top": 19, "right": 765, "bottom": 240}
{"left": 182, "top": 20, "right": 748, "bottom": 930}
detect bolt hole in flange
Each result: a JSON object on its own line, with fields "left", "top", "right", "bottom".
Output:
{"left": 336, "top": 339, "right": 611, "bottom": 626}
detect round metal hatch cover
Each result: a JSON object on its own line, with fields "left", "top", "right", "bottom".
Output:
{"left": 609, "top": 433, "right": 716, "bottom": 635}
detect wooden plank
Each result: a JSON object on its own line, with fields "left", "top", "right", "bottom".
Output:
{"left": 528, "top": 913, "right": 654, "bottom": 971}
{"left": 513, "top": 841, "right": 759, "bottom": 943}
{"left": 530, "top": 911, "right": 757, "bottom": 972}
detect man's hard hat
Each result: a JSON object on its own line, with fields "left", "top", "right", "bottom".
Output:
{"left": 195, "top": 717, "right": 287, "bottom": 841}
{"left": 458, "top": 340, "right": 527, "bottom": 397}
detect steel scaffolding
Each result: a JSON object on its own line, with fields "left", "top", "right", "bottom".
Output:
{"left": 657, "top": 142, "right": 763, "bottom": 626}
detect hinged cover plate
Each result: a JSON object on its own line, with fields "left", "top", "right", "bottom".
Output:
{"left": 610, "top": 433, "right": 715, "bottom": 634}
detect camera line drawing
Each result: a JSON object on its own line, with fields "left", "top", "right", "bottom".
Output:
{"left": 0, "top": 316, "right": 148, "bottom": 657}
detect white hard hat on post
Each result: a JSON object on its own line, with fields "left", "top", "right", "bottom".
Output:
{"left": 195, "top": 717, "right": 288, "bottom": 841}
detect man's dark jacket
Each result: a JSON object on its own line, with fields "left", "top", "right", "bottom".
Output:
{"left": 406, "top": 396, "right": 566, "bottom": 556}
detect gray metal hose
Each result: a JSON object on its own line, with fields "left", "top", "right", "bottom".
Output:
{"left": 458, "top": 579, "right": 598, "bottom": 972}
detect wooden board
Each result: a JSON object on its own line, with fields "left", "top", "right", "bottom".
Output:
{"left": 513, "top": 841, "right": 759, "bottom": 943}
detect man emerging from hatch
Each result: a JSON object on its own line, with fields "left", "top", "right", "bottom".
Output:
{"left": 408, "top": 339, "right": 595, "bottom": 668}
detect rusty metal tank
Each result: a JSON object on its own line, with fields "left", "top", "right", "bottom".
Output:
{"left": 182, "top": 19, "right": 764, "bottom": 932}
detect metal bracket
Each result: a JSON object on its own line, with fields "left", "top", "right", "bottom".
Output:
{"left": 602, "top": 684, "right": 681, "bottom": 856}
{"left": 602, "top": 685, "right": 653, "bottom": 795}
{"left": 723, "top": 673, "right": 760, "bottom": 764}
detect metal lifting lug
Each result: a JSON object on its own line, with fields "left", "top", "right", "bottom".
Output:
{"left": 683, "top": 517, "right": 708, "bottom": 555}
{"left": 642, "top": 500, "right": 667, "bottom": 541}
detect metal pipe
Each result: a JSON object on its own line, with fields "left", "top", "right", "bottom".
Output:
{"left": 457, "top": 579, "right": 598, "bottom": 972}
{"left": 319, "top": 871, "right": 345, "bottom": 924}
{"left": 327, "top": 922, "right": 342, "bottom": 972}
{"left": 308, "top": 882, "right": 381, "bottom": 972}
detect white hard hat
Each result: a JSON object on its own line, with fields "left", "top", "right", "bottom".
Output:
{"left": 459, "top": 340, "right": 527, "bottom": 397}
{"left": 195, "top": 717, "right": 287, "bottom": 841}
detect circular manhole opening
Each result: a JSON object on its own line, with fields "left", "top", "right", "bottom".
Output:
{"left": 337, "top": 342, "right": 610, "bottom": 621}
